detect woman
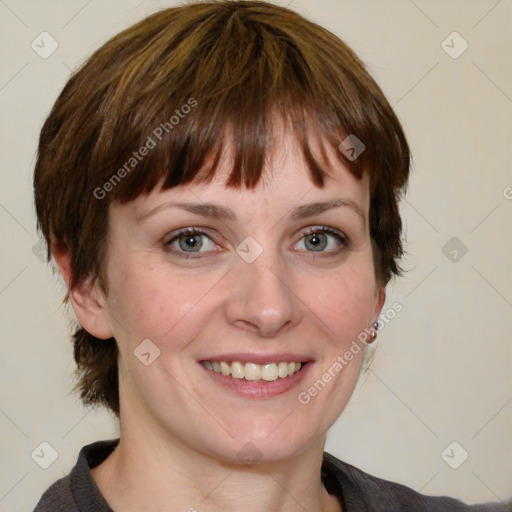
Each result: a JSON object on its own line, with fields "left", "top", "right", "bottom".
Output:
{"left": 32, "top": 1, "right": 509, "bottom": 510}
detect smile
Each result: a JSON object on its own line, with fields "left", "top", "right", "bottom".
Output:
{"left": 201, "top": 360, "right": 303, "bottom": 381}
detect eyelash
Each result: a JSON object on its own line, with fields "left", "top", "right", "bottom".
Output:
{"left": 164, "top": 226, "right": 350, "bottom": 259}
{"left": 297, "top": 227, "right": 350, "bottom": 255}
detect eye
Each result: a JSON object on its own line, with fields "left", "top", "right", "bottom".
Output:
{"left": 295, "top": 226, "right": 349, "bottom": 253}
{"left": 165, "top": 228, "right": 218, "bottom": 257}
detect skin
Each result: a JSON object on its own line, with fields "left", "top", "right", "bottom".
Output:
{"left": 55, "top": 127, "right": 385, "bottom": 512}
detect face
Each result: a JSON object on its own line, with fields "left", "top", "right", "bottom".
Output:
{"left": 99, "top": 128, "right": 384, "bottom": 464}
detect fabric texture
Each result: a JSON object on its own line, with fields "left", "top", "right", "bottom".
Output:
{"left": 33, "top": 439, "right": 511, "bottom": 511}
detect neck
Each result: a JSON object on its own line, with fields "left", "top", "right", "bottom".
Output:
{"left": 92, "top": 418, "right": 341, "bottom": 512}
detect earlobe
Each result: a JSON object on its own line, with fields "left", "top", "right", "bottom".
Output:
{"left": 365, "top": 288, "right": 386, "bottom": 344}
{"left": 52, "top": 240, "right": 114, "bottom": 340}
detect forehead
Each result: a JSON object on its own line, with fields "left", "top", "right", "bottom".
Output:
{"left": 128, "top": 128, "right": 370, "bottom": 222}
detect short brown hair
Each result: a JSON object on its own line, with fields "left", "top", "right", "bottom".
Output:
{"left": 34, "top": 0, "right": 410, "bottom": 417}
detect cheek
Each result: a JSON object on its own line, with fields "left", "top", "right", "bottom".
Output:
{"left": 309, "top": 266, "right": 377, "bottom": 345}
{"left": 106, "top": 257, "right": 223, "bottom": 346}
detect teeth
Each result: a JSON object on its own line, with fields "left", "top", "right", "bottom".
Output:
{"left": 244, "top": 363, "right": 261, "bottom": 381}
{"left": 262, "top": 363, "right": 278, "bottom": 381}
{"left": 277, "top": 361, "right": 288, "bottom": 378}
{"left": 202, "top": 360, "right": 304, "bottom": 380}
{"left": 231, "top": 361, "right": 244, "bottom": 379}
{"left": 220, "top": 361, "right": 231, "bottom": 376}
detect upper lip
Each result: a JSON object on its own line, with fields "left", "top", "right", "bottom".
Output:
{"left": 199, "top": 353, "right": 313, "bottom": 365}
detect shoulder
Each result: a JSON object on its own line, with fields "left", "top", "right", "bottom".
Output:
{"left": 32, "top": 474, "right": 76, "bottom": 512}
{"left": 32, "top": 439, "right": 118, "bottom": 512}
{"left": 322, "top": 452, "right": 511, "bottom": 511}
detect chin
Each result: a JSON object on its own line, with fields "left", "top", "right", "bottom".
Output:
{"left": 195, "top": 420, "right": 322, "bottom": 467}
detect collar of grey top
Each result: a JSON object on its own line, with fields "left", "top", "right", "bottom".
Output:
{"left": 50, "top": 438, "right": 511, "bottom": 511}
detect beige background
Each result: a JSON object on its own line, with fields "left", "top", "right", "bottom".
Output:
{"left": 0, "top": 0, "right": 511, "bottom": 510}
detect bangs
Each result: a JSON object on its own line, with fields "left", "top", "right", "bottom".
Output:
{"left": 109, "top": 103, "right": 354, "bottom": 202}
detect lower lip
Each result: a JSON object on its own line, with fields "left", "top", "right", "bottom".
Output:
{"left": 200, "top": 362, "right": 312, "bottom": 398}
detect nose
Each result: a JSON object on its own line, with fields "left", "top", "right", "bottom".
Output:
{"left": 224, "top": 249, "right": 300, "bottom": 338}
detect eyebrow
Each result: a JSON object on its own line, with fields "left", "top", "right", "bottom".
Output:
{"left": 290, "top": 199, "right": 365, "bottom": 223}
{"left": 138, "top": 202, "right": 236, "bottom": 221}
{"left": 138, "top": 199, "right": 366, "bottom": 223}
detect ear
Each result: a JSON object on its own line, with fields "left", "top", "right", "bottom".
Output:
{"left": 52, "top": 240, "right": 114, "bottom": 340}
{"left": 372, "top": 286, "right": 386, "bottom": 324}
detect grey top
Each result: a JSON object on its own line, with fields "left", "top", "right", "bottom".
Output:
{"left": 33, "top": 439, "right": 511, "bottom": 511}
